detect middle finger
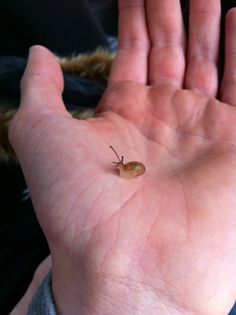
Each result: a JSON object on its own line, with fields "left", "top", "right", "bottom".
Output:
{"left": 146, "top": 0, "right": 186, "bottom": 87}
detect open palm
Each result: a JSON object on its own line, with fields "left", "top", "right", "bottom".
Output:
{"left": 10, "top": 1, "right": 236, "bottom": 314}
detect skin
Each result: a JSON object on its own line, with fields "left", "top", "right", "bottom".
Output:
{"left": 9, "top": 0, "right": 236, "bottom": 314}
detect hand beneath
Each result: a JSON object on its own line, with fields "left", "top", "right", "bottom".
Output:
{"left": 9, "top": 1, "right": 236, "bottom": 314}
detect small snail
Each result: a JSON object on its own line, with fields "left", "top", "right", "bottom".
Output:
{"left": 109, "top": 145, "right": 145, "bottom": 178}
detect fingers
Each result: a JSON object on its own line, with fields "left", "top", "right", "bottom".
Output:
{"left": 20, "top": 45, "right": 66, "bottom": 114}
{"left": 221, "top": 9, "right": 236, "bottom": 106}
{"left": 185, "top": 0, "right": 221, "bottom": 96}
{"left": 108, "top": 0, "right": 149, "bottom": 84}
{"left": 146, "top": 0, "right": 186, "bottom": 87}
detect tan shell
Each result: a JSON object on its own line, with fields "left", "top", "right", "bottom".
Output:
{"left": 110, "top": 145, "right": 145, "bottom": 178}
{"left": 116, "top": 161, "right": 145, "bottom": 178}
{"left": 124, "top": 161, "right": 145, "bottom": 176}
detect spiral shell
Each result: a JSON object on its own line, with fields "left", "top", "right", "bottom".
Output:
{"left": 110, "top": 146, "right": 145, "bottom": 178}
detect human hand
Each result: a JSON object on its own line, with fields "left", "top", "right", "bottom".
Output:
{"left": 9, "top": 1, "right": 236, "bottom": 314}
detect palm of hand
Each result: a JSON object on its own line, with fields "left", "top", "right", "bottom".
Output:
{"left": 16, "top": 81, "right": 236, "bottom": 313}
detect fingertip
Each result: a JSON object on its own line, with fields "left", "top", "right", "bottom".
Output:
{"left": 225, "top": 7, "right": 236, "bottom": 22}
{"left": 29, "top": 45, "right": 52, "bottom": 54}
{"left": 23, "top": 45, "right": 64, "bottom": 93}
{"left": 225, "top": 8, "right": 236, "bottom": 42}
{"left": 28, "top": 45, "right": 60, "bottom": 68}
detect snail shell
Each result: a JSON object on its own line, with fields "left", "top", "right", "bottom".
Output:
{"left": 116, "top": 161, "right": 146, "bottom": 178}
{"left": 109, "top": 145, "right": 145, "bottom": 178}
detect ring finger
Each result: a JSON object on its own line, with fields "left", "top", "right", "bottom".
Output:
{"left": 185, "top": 0, "right": 221, "bottom": 96}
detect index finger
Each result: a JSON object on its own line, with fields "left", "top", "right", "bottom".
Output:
{"left": 108, "top": 0, "right": 149, "bottom": 85}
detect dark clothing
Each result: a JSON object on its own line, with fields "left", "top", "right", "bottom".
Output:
{"left": 0, "top": 0, "right": 117, "bottom": 57}
{"left": 0, "top": 56, "right": 104, "bottom": 109}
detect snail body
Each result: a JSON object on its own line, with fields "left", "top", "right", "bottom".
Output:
{"left": 109, "top": 146, "right": 145, "bottom": 178}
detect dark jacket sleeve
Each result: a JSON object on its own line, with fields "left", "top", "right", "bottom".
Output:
{"left": 0, "top": 0, "right": 110, "bottom": 57}
{"left": 27, "top": 272, "right": 57, "bottom": 315}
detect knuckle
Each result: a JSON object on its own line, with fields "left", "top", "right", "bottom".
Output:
{"left": 119, "top": 37, "right": 149, "bottom": 50}
{"left": 119, "top": 0, "right": 144, "bottom": 10}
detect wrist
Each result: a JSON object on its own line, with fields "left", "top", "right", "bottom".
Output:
{"left": 51, "top": 262, "right": 192, "bottom": 315}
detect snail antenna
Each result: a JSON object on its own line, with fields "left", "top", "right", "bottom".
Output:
{"left": 109, "top": 145, "right": 122, "bottom": 162}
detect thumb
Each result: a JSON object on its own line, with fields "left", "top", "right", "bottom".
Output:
{"left": 20, "top": 45, "right": 66, "bottom": 114}
{"left": 9, "top": 45, "right": 70, "bottom": 149}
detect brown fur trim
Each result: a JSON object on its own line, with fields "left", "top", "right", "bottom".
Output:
{"left": 59, "top": 49, "right": 114, "bottom": 86}
{"left": 0, "top": 108, "right": 17, "bottom": 162}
